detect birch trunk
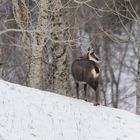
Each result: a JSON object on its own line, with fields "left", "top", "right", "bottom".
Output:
{"left": 12, "top": 0, "right": 49, "bottom": 89}
{"left": 50, "top": 0, "right": 68, "bottom": 94}
{"left": 28, "top": 0, "right": 48, "bottom": 89}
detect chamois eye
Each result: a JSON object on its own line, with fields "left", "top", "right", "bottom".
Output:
{"left": 90, "top": 52, "right": 95, "bottom": 56}
{"left": 94, "top": 57, "right": 99, "bottom": 61}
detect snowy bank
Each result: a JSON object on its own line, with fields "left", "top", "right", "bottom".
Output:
{"left": 0, "top": 80, "right": 140, "bottom": 140}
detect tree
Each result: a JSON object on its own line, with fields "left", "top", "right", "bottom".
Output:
{"left": 0, "top": 0, "right": 140, "bottom": 112}
{"left": 12, "top": 0, "right": 31, "bottom": 85}
{"left": 136, "top": 21, "right": 140, "bottom": 114}
{"left": 12, "top": 0, "right": 54, "bottom": 89}
{"left": 49, "top": 0, "right": 68, "bottom": 94}
{"left": 27, "top": 0, "right": 49, "bottom": 89}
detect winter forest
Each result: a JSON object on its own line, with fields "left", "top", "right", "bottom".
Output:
{"left": 0, "top": 0, "right": 140, "bottom": 114}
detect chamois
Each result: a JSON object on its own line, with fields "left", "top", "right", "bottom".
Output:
{"left": 71, "top": 48, "right": 100, "bottom": 105}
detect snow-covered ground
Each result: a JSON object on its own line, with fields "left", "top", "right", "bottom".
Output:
{"left": 0, "top": 80, "right": 140, "bottom": 140}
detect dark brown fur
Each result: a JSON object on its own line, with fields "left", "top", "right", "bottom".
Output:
{"left": 71, "top": 58, "right": 100, "bottom": 105}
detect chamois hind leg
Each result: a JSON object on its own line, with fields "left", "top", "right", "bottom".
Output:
{"left": 89, "top": 81, "right": 100, "bottom": 105}
{"left": 95, "top": 88, "right": 100, "bottom": 106}
{"left": 84, "top": 84, "right": 87, "bottom": 101}
{"left": 76, "top": 82, "right": 79, "bottom": 99}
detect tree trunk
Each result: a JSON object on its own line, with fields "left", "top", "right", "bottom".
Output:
{"left": 12, "top": 0, "right": 31, "bottom": 85}
{"left": 137, "top": 44, "right": 140, "bottom": 114}
{"left": 50, "top": 0, "right": 68, "bottom": 95}
{"left": 12, "top": 0, "right": 49, "bottom": 89}
{"left": 28, "top": 0, "right": 48, "bottom": 89}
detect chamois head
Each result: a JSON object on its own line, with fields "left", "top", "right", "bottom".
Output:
{"left": 87, "top": 48, "right": 100, "bottom": 64}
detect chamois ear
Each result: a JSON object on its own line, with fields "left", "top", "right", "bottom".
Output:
{"left": 88, "top": 47, "right": 95, "bottom": 54}
{"left": 88, "top": 47, "right": 90, "bottom": 52}
{"left": 91, "top": 47, "right": 95, "bottom": 52}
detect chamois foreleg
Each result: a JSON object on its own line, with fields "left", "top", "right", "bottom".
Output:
{"left": 95, "top": 88, "right": 100, "bottom": 106}
{"left": 76, "top": 82, "right": 79, "bottom": 99}
{"left": 84, "top": 84, "right": 87, "bottom": 101}
{"left": 89, "top": 81, "right": 100, "bottom": 105}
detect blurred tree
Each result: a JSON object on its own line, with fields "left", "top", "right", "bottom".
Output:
{"left": 137, "top": 43, "right": 140, "bottom": 114}
{"left": 12, "top": 0, "right": 31, "bottom": 85}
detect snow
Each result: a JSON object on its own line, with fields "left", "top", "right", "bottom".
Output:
{"left": 0, "top": 80, "right": 140, "bottom": 140}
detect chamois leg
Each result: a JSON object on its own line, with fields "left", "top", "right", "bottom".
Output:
{"left": 95, "top": 88, "right": 100, "bottom": 106}
{"left": 84, "top": 84, "right": 87, "bottom": 101}
{"left": 89, "top": 81, "right": 100, "bottom": 105}
{"left": 76, "top": 82, "right": 79, "bottom": 99}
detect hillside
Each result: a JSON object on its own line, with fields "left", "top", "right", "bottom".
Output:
{"left": 0, "top": 80, "right": 140, "bottom": 140}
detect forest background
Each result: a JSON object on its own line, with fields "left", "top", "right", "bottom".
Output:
{"left": 0, "top": 0, "right": 140, "bottom": 114}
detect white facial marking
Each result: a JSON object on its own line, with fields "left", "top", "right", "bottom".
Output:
{"left": 89, "top": 54, "right": 99, "bottom": 63}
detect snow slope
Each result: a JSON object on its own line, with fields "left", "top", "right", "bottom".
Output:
{"left": 0, "top": 80, "right": 140, "bottom": 140}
